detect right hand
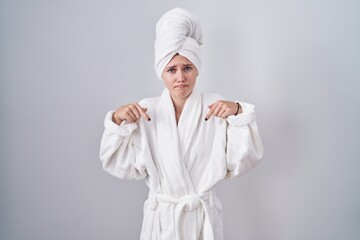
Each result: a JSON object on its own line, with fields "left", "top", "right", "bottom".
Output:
{"left": 112, "top": 103, "right": 150, "bottom": 125}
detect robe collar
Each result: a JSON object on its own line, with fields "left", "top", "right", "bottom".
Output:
{"left": 155, "top": 88, "right": 202, "bottom": 196}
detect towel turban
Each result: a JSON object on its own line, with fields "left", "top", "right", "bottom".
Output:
{"left": 154, "top": 8, "right": 203, "bottom": 80}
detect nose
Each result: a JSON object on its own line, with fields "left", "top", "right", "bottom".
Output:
{"left": 176, "top": 70, "right": 186, "bottom": 82}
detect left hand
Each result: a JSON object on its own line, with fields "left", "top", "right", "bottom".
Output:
{"left": 205, "top": 100, "right": 242, "bottom": 121}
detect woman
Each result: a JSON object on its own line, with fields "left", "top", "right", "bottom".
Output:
{"left": 100, "top": 8, "right": 264, "bottom": 240}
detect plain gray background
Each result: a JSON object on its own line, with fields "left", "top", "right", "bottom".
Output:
{"left": 1, "top": 0, "right": 359, "bottom": 239}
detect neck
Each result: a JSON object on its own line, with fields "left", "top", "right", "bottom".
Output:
{"left": 172, "top": 96, "right": 186, "bottom": 112}
{"left": 170, "top": 94, "right": 190, "bottom": 123}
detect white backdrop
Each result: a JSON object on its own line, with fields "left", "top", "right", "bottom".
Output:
{"left": 1, "top": 0, "right": 359, "bottom": 239}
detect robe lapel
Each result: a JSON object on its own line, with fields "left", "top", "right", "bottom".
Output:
{"left": 177, "top": 89, "right": 203, "bottom": 181}
{"left": 155, "top": 89, "right": 202, "bottom": 196}
{"left": 156, "top": 89, "right": 189, "bottom": 197}
{"left": 177, "top": 89, "right": 202, "bottom": 162}
{"left": 154, "top": 89, "right": 214, "bottom": 240}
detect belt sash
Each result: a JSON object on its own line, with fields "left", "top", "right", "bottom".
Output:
{"left": 148, "top": 191, "right": 215, "bottom": 240}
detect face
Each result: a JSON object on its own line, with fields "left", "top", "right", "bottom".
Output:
{"left": 161, "top": 54, "right": 198, "bottom": 101}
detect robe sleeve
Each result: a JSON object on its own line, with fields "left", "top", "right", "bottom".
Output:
{"left": 99, "top": 111, "right": 147, "bottom": 180}
{"left": 225, "top": 102, "right": 264, "bottom": 179}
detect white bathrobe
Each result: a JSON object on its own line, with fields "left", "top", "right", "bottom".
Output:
{"left": 100, "top": 88, "right": 264, "bottom": 240}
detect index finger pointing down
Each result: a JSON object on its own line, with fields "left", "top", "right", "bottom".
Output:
{"left": 134, "top": 103, "right": 151, "bottom": 121}
{"left": 205, "top": 105, "right": 216, "bottom": 121}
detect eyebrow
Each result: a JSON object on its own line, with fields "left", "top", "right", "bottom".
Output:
{"left": 165, "top": 64, "right": 194, "bottom": 69}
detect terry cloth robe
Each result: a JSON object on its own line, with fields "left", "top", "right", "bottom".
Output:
{"left": 99, "top": 88, "right": 264, "bottom": 240}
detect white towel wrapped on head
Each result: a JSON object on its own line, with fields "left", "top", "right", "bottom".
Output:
{"left": 154, "top": 8, "right": 203, "bottom": 80}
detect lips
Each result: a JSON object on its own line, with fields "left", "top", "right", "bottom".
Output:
{"left": 175, "top": 85, "right": 188, "bottom": 89}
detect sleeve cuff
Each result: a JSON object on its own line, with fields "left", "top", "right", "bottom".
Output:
{"left": 104, "top": 111, "right": 138, "bottom": 136}
{"left": 226, "top": 102, "right": 256, "bottom": 127}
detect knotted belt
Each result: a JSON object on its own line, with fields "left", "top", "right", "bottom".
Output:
{"left": 148, "top": 191, "right": 215, "bottom": 240}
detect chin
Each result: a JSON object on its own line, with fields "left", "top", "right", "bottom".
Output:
{"left": 179, "top": 89, "right": 193, "bottom": 96}
{"left": 171, "top": 89, "right": 192, "bottom": 99}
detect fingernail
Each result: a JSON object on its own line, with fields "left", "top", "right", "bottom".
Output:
{"left": 205, "top": 117, "right": 208, "bottom": 121}
{"left": 148, "top": 118, "right": 151, "bottom": 121}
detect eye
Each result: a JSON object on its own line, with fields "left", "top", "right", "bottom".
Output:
{"left": 184, "top": 66, "right": 192, "bottom": 72}
{"left": 167, "top": 68, "right": 175, "bottom": 73}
